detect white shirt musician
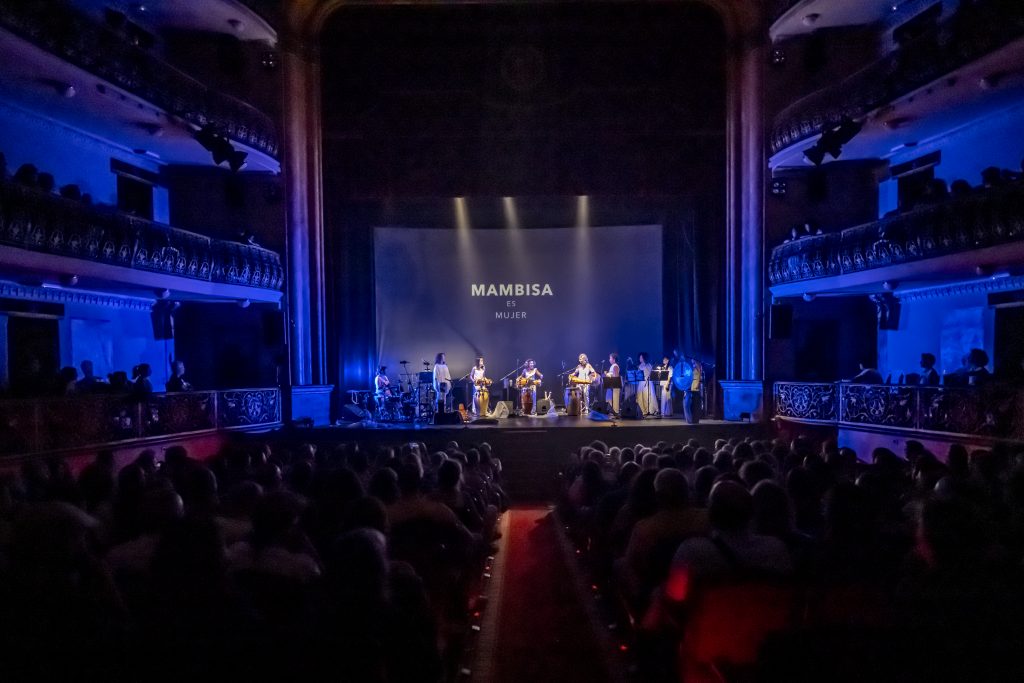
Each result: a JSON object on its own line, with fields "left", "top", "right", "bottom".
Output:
{"left": 567, "top": 353, "right": 596, "bottom": 414}
{"left": 520, "top": 359, "right": 543, "bottom": 415}
{"left": 374, "top": 366, "right": 392, "bottom": 398}
{"left": 659, "top": 355, "right": 674, "bottom": 417}
{"left": 636, "top": 353, "right": 655, "bottom": 415}
{"left": 605, "top": 353, "right": 621, "bottom": 415}
{"left": 433, "top": 352, "right": 452, "bottom": 412}
{"left": 469, "top": 357, "right": 488, "bottom": 416}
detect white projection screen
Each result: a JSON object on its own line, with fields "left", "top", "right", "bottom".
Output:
{"left": 374, "top": 224, "right": 662, "bottom": 396}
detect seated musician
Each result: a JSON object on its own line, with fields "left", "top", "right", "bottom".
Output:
{"left": 520, "top": 359, "right": 543, "bottom": 415}
{"left": 433, "top": 352, "right": 452, "bottom": 413}
{"left": 566, "top": 353, "right": 596, "bottom": 414}
{"left": 605, "top": 353, "right": 621, "bottom": 415}
{"left": 470, "top": 356, "right": 489, "bottom": 416}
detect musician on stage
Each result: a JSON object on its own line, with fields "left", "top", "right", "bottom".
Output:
{"left": 659, "top": 355, "right": 674, "bottom": 417}
{"left": 374, "top": 365, "right": 392, "bottom": 398}
{"left": 469, "top": 356, "right": 489, "bottom": 416}
{"left": 520, "top": 359, "right": 543, "bottom": 415}
{"left": 636, "top": 352, "right": 655, "bottom": 415}
{"left": 567, "top": 353, "right": 597, "bottom": 414}
{"left": 605, "top": 353, "right": 622, "bottom": 415}
{"left": 433, "top": 352, "right": 452, "bottom": 413}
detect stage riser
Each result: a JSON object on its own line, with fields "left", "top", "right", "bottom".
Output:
{"left": 292, "top": 422, "right": 765, "bottom": 501}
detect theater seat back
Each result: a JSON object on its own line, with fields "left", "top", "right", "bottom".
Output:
{"left": 679, "top": 581, "right": 798, "bottom": 683}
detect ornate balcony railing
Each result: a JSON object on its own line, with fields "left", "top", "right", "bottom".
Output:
{"left": 0, "top": 180, "right": 284, "bottom": 291}
{"left": 0, "top": 387, "right": 280, "bottom": 456}
{"left": 771, "top": 1, "right": 1024, "bottom": 154}
{"left": 773, "top": 382, "right": 1024, "bottom": 440}
{"left": 769, "top": 184, "right": 1024, "bottom": 286}
{"left": 0, "top": 0, "right": 278, "bottom": 158}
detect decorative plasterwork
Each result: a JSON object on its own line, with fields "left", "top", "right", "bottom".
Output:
{"left": 896, "top": 275, "right": 1024, "bottom": 302}
{"left": 0, "top": 280, "right": 155, "bottom": 311}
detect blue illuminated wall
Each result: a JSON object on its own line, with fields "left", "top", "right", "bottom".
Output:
{"left": 877, "top": 290, "right": 993, "bottom": 380}
{"left": 0, "top": 101, "right": 169, "bottom": 222}
{"left": 879, "top": 104, "right": 1024, "bottom": 217}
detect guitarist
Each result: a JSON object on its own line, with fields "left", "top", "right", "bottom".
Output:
{"left": 519, "top": 359, "right": 543, "bottom": 415}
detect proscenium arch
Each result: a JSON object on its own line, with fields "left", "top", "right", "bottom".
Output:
{"left": 284, "top": 0, "right": 760, "bottom": 48}
{"left": 279, "top": 0, "right": 765, "bottom": 395}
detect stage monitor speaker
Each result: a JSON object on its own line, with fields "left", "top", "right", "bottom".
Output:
{"left": 591, "top": 400, "right": 612, "bottom": 414}
{"left": 770, "top": 303, "right": 793, "bottom": 339}
{"left": 491, "top": 401, "right": 513, "bottom": 419}
{"left": 620, "top": 398, "right": 644, "bottom": 420}
{"left": 536, "top": 397, "right": 554, "bottom": 414}
{"left": 433, "top": 411, "right": 463, "bottom": 425}
{"left": 340, "top": 404, "right": 371, "bottom": 422}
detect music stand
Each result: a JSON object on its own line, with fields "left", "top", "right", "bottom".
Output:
{"left": 647, "top": 370, "right": 669, "bottom": 417}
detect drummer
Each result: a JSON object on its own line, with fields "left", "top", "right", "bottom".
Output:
{"left": 470, "top": 356, "right": 489, "bottom": 416}
{"left": 520, "top": 359, "right": 543, "bottom": 415}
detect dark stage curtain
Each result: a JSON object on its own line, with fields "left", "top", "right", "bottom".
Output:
{"left": 325, "top": 202, "right": 378, "bottom": 396}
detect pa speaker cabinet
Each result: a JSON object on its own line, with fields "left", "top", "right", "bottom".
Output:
{"left": 433, "top": 411, "right": 463, "bottom": 425}
{"left": 536, "top": 397, "right": 554, "bottom": 414}
{"left": 491, "top": 401, "right": 514, "bottom": 419}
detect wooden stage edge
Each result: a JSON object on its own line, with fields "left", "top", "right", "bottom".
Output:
{"left": 294, "top": 417, "right": 767, "bottom": 501}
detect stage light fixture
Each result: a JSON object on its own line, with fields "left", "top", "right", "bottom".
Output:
{"left": 194, "top": 124, "right": 247, "bottom": 172}
{"left": 804, "top": 144, "right": 827, "bottom": 166}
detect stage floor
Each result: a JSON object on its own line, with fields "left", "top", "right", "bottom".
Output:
{"left": 337, "top": 415, "right": 732, "bottom": 431}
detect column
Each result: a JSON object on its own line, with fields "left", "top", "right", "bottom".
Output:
{"left": 721, "top": 32, "right": 766, "bottom": 420}
{"left": 281, "top": 39, "right": 332, "bottom": 424}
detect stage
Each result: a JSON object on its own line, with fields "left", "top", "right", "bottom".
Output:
{"left": 290, "top": 415, "right": 767, "bottom": 501}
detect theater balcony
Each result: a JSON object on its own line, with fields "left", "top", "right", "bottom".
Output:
{"left": 0, "top": 386, "right": 280, "bottom": 466}
{"left": 0, "top": 179, "right": 283, "bottom": 303}
{"left": 0, "top": 0, "right": 279, "bottom": 163}
{"left": 772, "top": 380, "right": 1024, "bottom": 454}
{"left": 769, "top": 0, "right": 1024, "bottom": 168}
{"left": 770, "top": 0, "right": 940, "bottom": 42}
{"left": 768, "top": 183, "right": 1024, "bottom": 297}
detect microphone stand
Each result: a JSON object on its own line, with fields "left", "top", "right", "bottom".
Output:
{"left": 498, "top": 364, "right": 524, "bottom": 403}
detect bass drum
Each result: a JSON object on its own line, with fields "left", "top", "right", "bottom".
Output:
{"left": 672, "top": 359, "right": 694, "bottom": 392}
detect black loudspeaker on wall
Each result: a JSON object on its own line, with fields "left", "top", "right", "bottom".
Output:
{"left": 151, "top": 301, "right": 177, "bottom": 340}
{"left": 340, "top": 404, "right": 371, "bottom": 422}
{"left": 769, "top": 303, "right": 793, "bottom": 340}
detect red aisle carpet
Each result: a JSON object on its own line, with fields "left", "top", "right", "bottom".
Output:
{"left": 490, "top": 507, "right": 613, "bottom": 683}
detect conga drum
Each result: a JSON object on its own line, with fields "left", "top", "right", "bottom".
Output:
{"left": 476, "top": 387, "right": 490, "bottom": 416}
{"left": 521, "top": 387, "right": 534, "bottom": 415}
{"left": 567, "top": 387, "right": 581, "bottom": 416}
